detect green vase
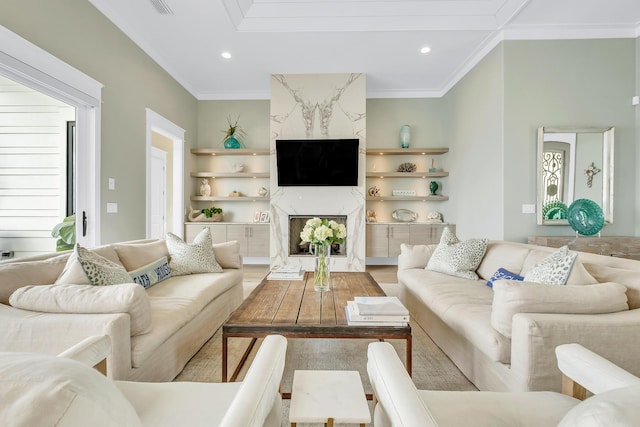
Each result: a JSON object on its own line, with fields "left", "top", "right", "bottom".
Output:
{"left": 224, "top": 135, "right": 241, "bottom": 149}
{"left": 429, "top": 181, "right": 439, "bottom": 196}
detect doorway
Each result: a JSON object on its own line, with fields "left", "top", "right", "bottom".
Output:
{"left": 150, "top": 146, "right": 167, "bottom": 238}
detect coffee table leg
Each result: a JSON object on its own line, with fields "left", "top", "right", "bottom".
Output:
{"left": 222, "top": 333, "right": 228, "bottom": 382}
{"left": 406, "top": 335, "right": 412, "bottom": 377}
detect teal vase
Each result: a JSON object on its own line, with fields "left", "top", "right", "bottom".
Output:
{"left": 429, "top": 181, "right": 439, "bottom": 196}
{"left": 399, "top": 125, "right": 411, "bottom": 149}
{"left": 224, "top": 135, "right": 241, "bottom": 149}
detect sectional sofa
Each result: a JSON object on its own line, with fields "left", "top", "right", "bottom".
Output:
{"left": 0, "top": 236, "right": 243, "bottom": 381}
{"left": 398, "top": 240, "right": 640, "bottom": 392}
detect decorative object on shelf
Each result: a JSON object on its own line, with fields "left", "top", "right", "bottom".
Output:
{"left": 392, "top": 190, "right": 416, "bottom": 196}
{"left": 584, "top": 162, "right": 601, "bottom": 188}
{"left": 222, "top": 115, "right": 245, "bottom": 149}
{"left": 202, "top": 206, "right": 223, "bottom": 222}
{"left": 392, "top": 209, "right": 417, "bottom": 222}
{"left": 426, "top": 211, "right": 443, "bottom": 223}
{"left": 542, "top": 200, "right": 568, "bottom": 220}
{"left": 399, "top": 125, "right": 411, "bottom": 149}
{"left": 367, "top": 185, "right": 380, "bottom": 197}
{"left": 429, "top": 158, "right": 437, "bottom": 173}
{"left": 254, "top": 211, "right": 261, "bottom": 222}
{"left": 429, "top": 181, "right": 439, "bottom": 196}
{"left": 299, "top": 217, "right": 347, "bottom": 292}
{"left": 199, "top": 179, "right": 211, "bottom": 197}
{"left": 366, "top": 210, "right": 377, "bottom": 223}
{"left": 258, "top": 186, "right": 269, "bottom": 197}
{"left": 397, "top": 162, "right": 417, "bottom": 172}
{"left": 232, "top": 163, "right": 245, "bottom": 173}
{"left": 229, "top": 191, "right": 241, "bottom": 197}
{"left": 567, "top": 199, "right": 605, "bottom": 236}
{"left": 259, "top": 211, "right": 270, "bottom": 222}
{"left": 187, "top": 206, "right": 217, "bottom": 222}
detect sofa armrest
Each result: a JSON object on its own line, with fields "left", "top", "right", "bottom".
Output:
{"left": 0, "top": 304, "right": 132, "bottom": 380}
{"left": 510, "top": 309, "right": 640, "bottom": 392}
{"left": 398, "top": 244, "right": 438, "bottom": 271}
{"left": 556, "top": 343, "right": 640, "bottom": 399}
{"left": 367, "top": 342, "right": 438, "bottom": 427}
{"left": 57, "top": 334, "right": 112, "bottom": 375}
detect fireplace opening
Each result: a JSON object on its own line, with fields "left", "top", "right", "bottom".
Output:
{"left": 288, "top": 215, "right": 347, "bottom": 257}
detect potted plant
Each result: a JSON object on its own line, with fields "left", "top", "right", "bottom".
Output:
{"left": 202, "top": 206, "right": 223, "bottom": 222}
{"left": 222, "top": 115, "right": 245, "bottom": 149}
{"left": 51, "top": 214, "right": 76, "bottom": 251}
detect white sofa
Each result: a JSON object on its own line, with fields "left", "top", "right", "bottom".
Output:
{"left": 0, "top": 238, "right": 243, "bottom": 382}
{"left": 367, "top": 340, "right": 640, "bottom": 427}
{"left": 398, "top": 240, "right": 640, "bottom": 392}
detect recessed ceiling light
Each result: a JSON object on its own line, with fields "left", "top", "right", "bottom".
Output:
{"left": 221, "top": 51, "right": 232, "bottom": 59}
{"left": 420, "top": 46, "right": 431, "bottom": 54}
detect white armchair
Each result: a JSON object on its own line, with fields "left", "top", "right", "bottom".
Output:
{"left": 0, "top": 334, "right": 287, "bottom": 427}
{"left": 367, "top": 341, "right": 640, "bottom": 427}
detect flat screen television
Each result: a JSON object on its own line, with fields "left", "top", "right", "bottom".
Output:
{"left": 276, "top": 139, "right": 359, "bottom": 186}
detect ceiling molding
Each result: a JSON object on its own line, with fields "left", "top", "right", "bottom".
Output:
{"left": 197, "top": 89, "right": 271, "bottom": 101}
{"left": 504, "top": 24, "right": 640, "bottom": 40}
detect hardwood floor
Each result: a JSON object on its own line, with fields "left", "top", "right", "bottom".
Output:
{"left": 242, "top": 264, "right": 398, "bottom": 284}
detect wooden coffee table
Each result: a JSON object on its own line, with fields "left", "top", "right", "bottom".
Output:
{"left": 222, "top": 271, "right": 412, "bottom": 392}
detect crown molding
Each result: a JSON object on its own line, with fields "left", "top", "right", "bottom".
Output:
{"left": 504, "top": 24, "right": 639, "bottom": 40}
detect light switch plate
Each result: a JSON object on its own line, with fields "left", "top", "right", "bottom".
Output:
{"left": 107, "top": 202, "right": 118, "bottom": 213}
{"left": 108, "top": 178, "right": 115, "bottom": 190}
{"left": 522, "top": 204, "right": 536, "bottom": 214}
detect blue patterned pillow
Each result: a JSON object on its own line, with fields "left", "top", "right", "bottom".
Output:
{"left": 129, "top": 256, "right": 171, "bottom": 289}
{"left": 487, "top": 268, "right": 524, "bottom": 288}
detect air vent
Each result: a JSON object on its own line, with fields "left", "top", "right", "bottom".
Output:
{"left": 149, "top": 0, "right": 174, "bottom": 15}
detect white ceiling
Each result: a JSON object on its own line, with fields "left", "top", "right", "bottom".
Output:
{"left": 89, "top": 0, "right": 640, "bottom": 100}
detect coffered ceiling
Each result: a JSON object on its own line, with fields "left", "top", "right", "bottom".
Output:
{"left": 88, "top": 0, "right": 640, "bottom": 99}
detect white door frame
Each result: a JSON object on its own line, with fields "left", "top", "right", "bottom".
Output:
{"left": 145, "top": 108, "right": 184, "bottom": 239}
{"left": 0, "top": 25, "right": 102, "bottom": 247}
{"left": 150, "top": 146, "right": 167, "bottom": 238}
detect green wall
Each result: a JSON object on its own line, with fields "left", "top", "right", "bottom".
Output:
{"left": 0, "top": 0, "right": 197, "bottom": 243}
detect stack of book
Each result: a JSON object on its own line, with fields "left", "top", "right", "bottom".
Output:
{"left": 267, "top": 265, "right": 304, "bottom": 280}
{"left": 345, "top": 296, "right": 409, "bottom": 326}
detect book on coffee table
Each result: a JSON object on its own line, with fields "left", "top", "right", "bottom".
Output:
{"left": 345, "top": 301, "right": 408, "bottom": 325}
{"left": 353, "top": 296, "right": 409, "bottom": 316}
{"left": 267, "top": 265, "right": 304, "bottom": 280}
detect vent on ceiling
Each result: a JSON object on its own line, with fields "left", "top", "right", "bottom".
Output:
{"left": 149, "top": 0, "right": 174, "bottom": 15}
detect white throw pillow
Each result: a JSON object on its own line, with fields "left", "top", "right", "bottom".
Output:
{"left": 9, "top": 283, "right": 152, "bottom": 336}
{"left": 426, "top": 227, "right": 488, "bottom": 280}
{"left": 558, "top": 385, "right": 640, "bottom": 427}
{"left": 523, "top": 246, "right": 577, "bottom": 285}
{"left": 166, "top": 228, "right": 223, "bottom": 276}
{"left": 128, "top": 257, "right": 171, "bottom": 289}
{"left": 57, "top": 244, "right": 132, "bottom": 286}
{"left": 0, "top": 352, "right": 141, "bottom": 427}
{"left": 491, "top": 280, "right": 629, "bottom": 338}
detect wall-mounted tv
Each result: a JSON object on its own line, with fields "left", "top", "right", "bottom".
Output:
{"left": 276, "top": 139, "right": 359, "bottom": 186}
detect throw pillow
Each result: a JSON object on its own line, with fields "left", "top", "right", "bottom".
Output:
{"left": 75, "top": 244, "right": 132, "bottom": 286}
{"left": 212, "top": 240, "right": 242, "bottom": 269}
{"left": 166, "top": 228, "right": 223, "bottom": 276}
{"left": 558, "top": 385, "right": 640, "bottom": 427}
{"left": 523, "top": 245, "right": 577, "bottom": 285}
{"left": 486, "top": 268, "right": 524, "bottom": 288}
{"left": 491, "top": 280, "right": 629, "bottom": 338}
{"left": 9, "top": 283, "right": 152, "bottom": 336}
{"left": 128, "top": 257, "right": 171, "bottom": 289}
{"left": 426, "top": 227, "right": 488, "bottom": 280}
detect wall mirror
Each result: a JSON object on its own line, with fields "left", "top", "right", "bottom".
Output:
{"left": 536, "top": 127, "right": 614, "bottom": 225}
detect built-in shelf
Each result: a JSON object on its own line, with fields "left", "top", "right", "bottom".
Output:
{"left": 191, "top": 196, "right": 270, "bottom": 202}
{"left": 191, "top": 172, "right": 269, "bottom": 178}
{"left": 366, "top": 148, "right": 449, "bottom": 155}
{"left": 366, "top": 196, "right": 449, "bottom": 201}
{"left": 366, "top": 172, "right": 449, "bottom": 178}
{"left": 191, "top": 148, "right": 270, "bottom": 156}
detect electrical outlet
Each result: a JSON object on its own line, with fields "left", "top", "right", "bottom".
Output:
{"left": 107, "top": 203, "right": 118, "bottom": 213}
{"left": 108, "top": 178, "right": 116, "bottom": 190}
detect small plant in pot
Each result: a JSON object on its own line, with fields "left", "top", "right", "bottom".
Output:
{"left": 201, "top": 206, "right": 223, "bottom": 222}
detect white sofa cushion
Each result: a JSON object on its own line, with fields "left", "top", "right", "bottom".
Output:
{"left": 476, "top": 241, "right": 532, "bottom": 280}
{"left": 212, "top": 240, "right": 242, "bottom": 269}
{"left": 166, "top": 228, "right": 222, "bottom": 276}
{"left": 0, "top": 254, "right": 68, "bottom": 305}
{"left": 9, "top": 283, "right": 152, "bottom": 336}
{"left": 558, "top": 385, "right": 640, "bottom": 427}
{"left": 0, "top": 352, "right": 141, "bottom": 427}
{"left": 491, "top": 281, "right": 629, "bottom": 338}
{"left": 426, "top": 227, "right": 488, "bottom": 280}
{"left": 114, "top": 240, "right": 170, "bottom": 271}
{"left": 398, "top": 243, "right": 437, "bottom": 270}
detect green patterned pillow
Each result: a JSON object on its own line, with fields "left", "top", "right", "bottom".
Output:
{"left": 76, "top": 244, "right": 132, "bottom": 286}
{"left": 426, "top": 227, "right": 488, "bottom": 280}
{"left": 166, "top": 228, "right": 223, "bottom": 276}
{"left": 523, "top": 246, "right": 577, "bottom": 285}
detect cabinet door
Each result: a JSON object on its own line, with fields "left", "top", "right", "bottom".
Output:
{"left": 247, "top": 224, "right": 270, "bottom": 257}
{"left": 226, "top": 225, "right": 249, "bottom": 256}
{"left": 366, "top": 224, "right": 389, "bottom": 257}
{"left": 388, "top": 224, "right": 410, "bottom": 257}
{"left": 409, "top": 223, "right": 452, "bottom": 245}
{"left": 184, "top": 223, "right": 227, "bottom": 243}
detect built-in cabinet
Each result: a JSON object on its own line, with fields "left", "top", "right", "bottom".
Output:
{"left": 366, "top": 223, "right": 454, "bottom": 257}
{"left": 528, "top": 236, "right": 640, "bottom": 261}
{"left": 184, "top": 222, "right": 269, "bottom": 257}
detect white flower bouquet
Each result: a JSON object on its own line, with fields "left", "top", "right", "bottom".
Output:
{"left": 299, "top": 218, "right": 346, "bottom": 291}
